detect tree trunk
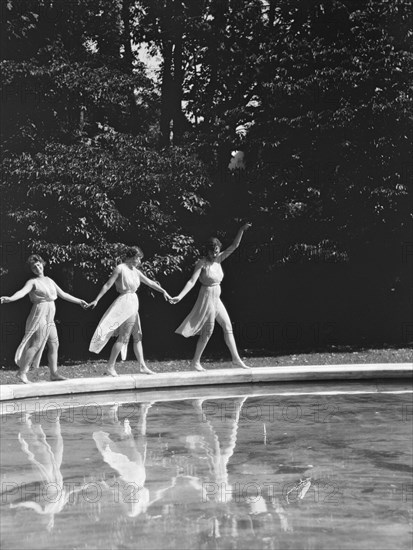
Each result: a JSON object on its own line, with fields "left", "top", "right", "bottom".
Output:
{"left": 268, "top": 0, "right": 276, "bottom": 27}
{"left": 172, "top": 0, "right": 184, "bottom": 145}
{"left": 160, "top": 40, "right": 173, "bottom": 147}
{"left": 121, "top": 0, "right": 140, "bottom": 135}
{"left": 122, "top": 0, "right": 133, "bottom": 68}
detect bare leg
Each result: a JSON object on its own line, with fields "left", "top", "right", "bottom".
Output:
{"left": 105, "top": 403, "right": 121, "bottom": 425}
{"left": 191, "top": 398, "right": 207, "bottom": 421}
{"left": 190, "top": 322, "right": 214, "bottom": 371}
{"left": 47, "top": 328, "right": 67, "bottom": 381}
{"left": 216, "top": 302, "right": 250, "bottom": 369}
{"left": 17, "top": 352, "right": 35, "bottom": 384}
{"left": 16, "top": 337, "right": 44, "bottom": 383}
{"left": 105, "top": 318, "right": 139, "bottom": 377}
{"left": 132, "top": 340, "right": 154, "bottom": 374}
{"left": 137, "top": 402, "right": 153, "bottom": 434}
{"left": 106, "top": 340, "right": 124, "bottom": 376}
{"left": 16, "top": 339, "right": 45, "bottom": 384}
{"left": 16, "top": 370, "right": 31, "bottom": 384}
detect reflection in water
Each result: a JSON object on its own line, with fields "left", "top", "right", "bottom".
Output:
{"left": 187, "top": 397, "right": 246, "bottom": 500}
{"left": 1, "top": 391, "right": 412, "bottom": 550}
{"left": 93, "top": 403, "right": 152, "bottom": 517}
{"left": 7, "top": 411, "right": 85, "bottom": 532}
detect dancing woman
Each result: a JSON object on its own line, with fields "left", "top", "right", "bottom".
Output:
{"left": 89, "top": 246, "right": 171, "bottom": 376}
{"left": 0, "top": 254, "right": 88, "bottom": 383}
{"left": 171, "top": 223, "right": 252, "bottom": 371}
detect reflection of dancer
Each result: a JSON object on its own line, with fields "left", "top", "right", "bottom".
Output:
{"left": 270, "top": 496, "right": 292, "bottom": 533}
{"left": 89, "top": 247, "right": 171, "bottom": 376}
{"left": 0, "top": 255, "right": 88, "bottom": 383}
{"left": 171, "top": 224, "right": 252, "bottom": 371}
{"left": 186, "top": 397, "right": 247, "bottom": 502}
{"left": 9, "top": 411, "right": 83, "bottom": 532}
{"left": 93, "top": 403, "right": 153, "bottom": 517}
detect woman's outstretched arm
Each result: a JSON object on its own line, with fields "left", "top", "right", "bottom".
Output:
{"left": 53, "top": 283, "right": 88, "bottom": 308}
{"left": 88, "top": 266, "right": 121, "bottom": 309}
{"left": 139, "top": 272, "right": 172, "bottom": 300}
{"left": 218, "top": 223, "right": 252, "bottom": 262}
{"left": 0, "top": 280, "right": 35, "bottom": 304}
{"left": 170, "top": 261, "right": 204, "bottom": 304}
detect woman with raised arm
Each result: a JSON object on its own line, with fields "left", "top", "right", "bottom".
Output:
{"left": 89, "top": 246, "right": 172, "bottom": 377}
{"left": 171, "top": 223, "right": 252, "bottom": 371}
{"left": 0, "top": 254, "right": 88, "bottom": 383}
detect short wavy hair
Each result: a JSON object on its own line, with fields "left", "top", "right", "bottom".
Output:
{"left": 123, "top": 246, "right": 144, "bottom": 261}
{"left": 201, "top": 237, "right": 222, "bottom": 257}
{"left": 26, "top": 254, "right": 46, "bottom": 272}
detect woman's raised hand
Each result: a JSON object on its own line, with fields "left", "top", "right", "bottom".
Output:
{"left": 88, "top": 300, "right": 99, "bottom": 309}
{"left": 241, "top": 222, "right": 252, "bottom": 231}
{"left": 169, "top": 296, "right": 181, "bottom": 304}
{"left": 0, "top": 297, "right": 11, "bottom": 304}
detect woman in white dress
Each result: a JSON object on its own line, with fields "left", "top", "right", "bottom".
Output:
{"left": 93, "top": 402, "right": 152, "bottom": 517}
{"left": 171, "top": 223, "right": 251, "bottom": 371}
{"left": 0, "top": 255, "right": 88, "bottom": 383}
{"left": 89, "top": 246, "right": 171, "bottom": 376}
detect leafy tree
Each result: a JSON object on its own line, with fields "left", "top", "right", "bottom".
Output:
{"left": 240, "top": 0, "right": 412, "bottom": 266}
{"left": 2, "top": 132, "right": 210, "bottom": 281}
{"left": 1, "top": 0, "right": 211, "bottom": 285}
{"left": 165, "top": 0, "right": 412, "bottom": 268}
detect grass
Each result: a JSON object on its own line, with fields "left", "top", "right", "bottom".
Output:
{"left": 0, "top": 345, "right": 411, "bottom": 385}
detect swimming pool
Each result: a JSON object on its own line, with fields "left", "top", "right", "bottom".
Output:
{"left": 1, "top": 381, "right": 412, "bottom": 549}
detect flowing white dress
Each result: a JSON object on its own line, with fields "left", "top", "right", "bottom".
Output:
{"left": 89, "top": 264, "right": 142, "bottom": 360}
{"left": 93, "top": 427, "right": 148, "bottom": 517}
{"left": 175, "top": 258, "right": 224, "bottom": 337}
{"left": 15, "top": 277, "right": 57, "bottom": 369}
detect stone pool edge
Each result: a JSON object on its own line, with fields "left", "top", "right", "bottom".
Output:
{"left": 0, "top": 363, "right": 412, "bottom": 401}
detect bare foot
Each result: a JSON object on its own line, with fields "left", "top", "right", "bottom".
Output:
{"left": 139, "top": 365, "right": 155, "bottom": 375}
{"left": 123, "top": 418, "right": 132, "bottom": 436}
{"left": 232, "top": 361, "right": 251, "bottom": 369}
{"left": 191, "top": 362, "right": 206, "bottom": 372}
{"left": 50, "top": 373, "right": 68, "bottom": 381}
{"left": 191, "top": 399, "right": 206, "bottom": 420}
{"left": 17, "top": 372, "right": 31, "bottom": 384}
{"left": 140, "top": 402, "right": 154, "bottom": 415}
{"left": 105, "top": 367, "right": 118, "bottom": 377}
{"left": 107, "top": 404, "right": 120, "bottom": 424}
{"left": 19, "top": 412, "right": 32, "bottom": 426}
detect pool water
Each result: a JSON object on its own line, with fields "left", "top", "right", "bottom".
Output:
{"left": 1, "top": 383, "right": 412, "bottom": 550}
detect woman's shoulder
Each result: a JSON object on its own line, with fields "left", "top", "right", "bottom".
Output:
{"left": 195, "top": 257, "right": 207, "bottom": 269}
{"left": 26, "top": 277, "right": 38, "bottom": 288}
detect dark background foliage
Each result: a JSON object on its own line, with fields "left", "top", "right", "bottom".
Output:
{"left": 1, "top": 0, "right": 412, "bottom": 364}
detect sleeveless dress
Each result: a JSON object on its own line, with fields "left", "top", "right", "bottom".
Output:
{"left": 175, "top": 259, "right": 224, "bottom": 337}
{"left": 15, "top": 277, "right": 57, "bottom": 369}
{"left": 93, "top": 427, "right": 148, "bottom": 517}
{"left": 89, "top": 264, "right": 142, "bottom": 360}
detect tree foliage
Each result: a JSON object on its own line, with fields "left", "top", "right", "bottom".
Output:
{"left": 171, "top": 0, "right": 412, "bottom": 266}
{"left": 1, "top": 0, "right": 211, "bottom": 282}
{"left": 1, "top": 0, "right": 411, "bottom": 352}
